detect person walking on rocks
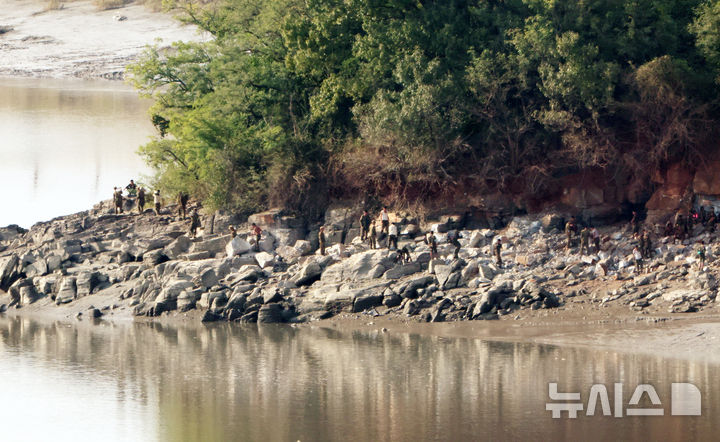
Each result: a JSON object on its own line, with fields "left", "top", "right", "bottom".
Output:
{"left": 493, "top": 235, "right": 503, "bottom": 267}
{"left": 318, "top": 226, "right": 327, "bottom": 256}
{"left": 360, "top": 210, "right": 371, "bottom": 241}
{"left": 565, "top": 217, "right": 578, "bottom": 250}
{"left": 178, "top": 192, "right": 189, "bottom": 220}
{"left": 189, "top": 209, "right": 201, "bottom": 238}
{"left": 153, "top": 190, "right": 161, "bottom": 215}
{"left": 137, "top": 186, "right": 146, "bottom": 214}
{"left": 633, "top": 246, "right": 643, "bottom": 274}
{"left": 697, "top": 241, "right": 706, "bottom": 271}
{"left": 251, "top": 223, "right": 262, "bottom": 252}
{"left": 381, "top": 208, "right": 390, "bottom": 235}
{"left": 579, "top": 226, "right": 590, "bottom": 255}
{"left": 428, "top": 231, "right": 438, "bottom": 260}
{"left": 448, "top": 230, "right": 461, "bottom": 259}
{"left": 369, "top": 221, "right": 377, "bottom": 249}
{"left": 388, "top": 223, "right": 398, "bottom": 250}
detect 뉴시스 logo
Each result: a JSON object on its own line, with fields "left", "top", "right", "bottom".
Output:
{"left": 546, "top": 382, "right": 701, "bottom": 418}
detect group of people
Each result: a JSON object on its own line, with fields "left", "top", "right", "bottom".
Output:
{"left": 661, "top": 207, "right": 717, "bottom": 242}
{"left": 564, "top": 216, "right": 601, "bottom": 255}
{"left": 112, "top": 180, "right": 161, "bottom": 216}
{"left": 565, "top": 207, "right": 712, "bottom": 274}
{"left": 112, "top": 180, "right": 202, "bottom": 238}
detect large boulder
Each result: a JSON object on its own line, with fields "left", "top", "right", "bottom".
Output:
{"left": 0, "top": 254, "right": 19, "bottom": 291}
{"left": 192, "top": 235, "right": 230, "bottom": 256}
{"left": 321, "top": 250, "right": 393, "bottom": 283}
{"left": 291, "top": 260, "right": 323, "bottom": 286}
{"left": 56, "top": 277, "right": 77, "bottom": 304}
{"left": 254, "top": 252, "right": 275, "bottom": 269}
{"left": 164, "top": 236, "right": 192, "bottom": 260}
{"left": 225, "top": 237, "right": 252, "bottom": 258}
{"left": 384, "top": 262, "right": 421, "bottom": 279}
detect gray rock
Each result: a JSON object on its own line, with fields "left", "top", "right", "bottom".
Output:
{"left": 292, "top": 261, "right": 322, "bottom": 286}
{"left": 177, "top": 289, "right": 201, "bottom": 312}
{"left": 199, "top": 268, "right": 219, "bottom": 290}
{"left": 353, "top": 293, "right": 384, "bottom": 312}
{"left": 383, "top": 293, "right": 402, "bottom": 307}
{"left": 403, "top": 300, "right": 419, "bottom": 316}
{"left": 384, "top": 262, "right": 421, "bottom": 279}
{"left": 258, "top": 303, "right": 283, "bottom": 323}
{"left": 19, "top": 285, "right": 38, "bottom": 305}
{"left": 201, "top": 310, "right": 222, "bottom": 322}
{"left": 263, "top": 288, "right": 283, "bottom": 304}
{"left": 0, "top": 254, "right": 19, "bottom": 291}
{"left": 164, "top": 235, "right": 192, "bottom": 260}
{"left": 56, "top": 277, "right": 77, "bottom": 304}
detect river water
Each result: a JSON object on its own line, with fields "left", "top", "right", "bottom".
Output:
{"left": 0, "top": 316, "right": 717, "bottom": 441}
{"left": 0, "top": 77, "right": 153, "bottom": 228}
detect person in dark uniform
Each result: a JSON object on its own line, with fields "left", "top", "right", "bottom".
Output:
{"left": 229, "top": 225, "right": 237, "bottom": 238}
{"left": 178, "top": 192, "right": 189, "bottom": 220}
{"left": 137, "top": 187, "right": 146, "bottom": 214}
{"left": 318, "top": 226, "right": 327, "bottom": 255}
{"left": 359, "top": 210, "right": 371, "bottom": 241}
{"left": 251, "top": 223, "right": 262, "bottom": 251}
{"left": 428, "top": 232, "right": 438, "bottom": 259}
{"left": 189, "top": 210, "right": 201, "bottom": 238}
{"left": 448, "top": 230, "right": 461, "bottom": 259}
{"left": 369, "top": 222, "right": 377, "bottom": 249}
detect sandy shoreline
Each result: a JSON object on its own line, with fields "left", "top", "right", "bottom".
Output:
{"left": 0, "top": 0, "right": 206, "bottom": 79}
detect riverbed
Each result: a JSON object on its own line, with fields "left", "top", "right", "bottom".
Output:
{"left": 0, "top": 315, "right": 718, "bottom": 441}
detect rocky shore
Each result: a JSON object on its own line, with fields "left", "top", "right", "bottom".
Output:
{"left": 1, "top": 198, "right": 719, "bottom": 325}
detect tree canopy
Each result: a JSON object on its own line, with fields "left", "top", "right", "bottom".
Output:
{"left": 129, "top": 0, "right": 720, "bottom": 215}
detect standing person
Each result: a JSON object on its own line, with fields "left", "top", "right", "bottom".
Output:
{"left": 493, "top": 235, "right": 503, "bottom": 267}
{"left": 369, "top": 221, "right": 377, "bottom": 249}
{"left": 630, "top": 211, "right": 640, "bottom": 237}
{"left": 125, "top": 179, "right": 137, "bottom": 198}
{"left": 633, "top": 246, "right": 643, "bottom": 274}
{"left": 388, "top": 223, "right": 398, "bottom": 249}
{"left": 229, "top": 225, "right": 237, "bottom": 238}
{"left": 189, "top": 209, "right": 201, "bottom": 238}
{"left": 359, "top": 210, "right": 371, "bottom": 241}
{"left": 428, "top": 231, "right": 438, "bottom": 260}
{"left": 251, "top": 223, "right": 262, "bottom": 252}
{"left": 178, "top": 192, "right": 189, "bottom": 220}
{"left": 565, "top": 216, "right": 577, "bottom": 250}
{"left": 318, "top": 226, "right": 327, "bottom": 256}
{"left": 579, "top": 226, "right": 590, "bottom": 255}
{"left": 380, "top": 208, "right": 390, "bottom": 235}
{"left": 112, "top": 187, "right": 120, "bottom": 214}
{"left": 697, "top": 241, "right": 706, "bottom": 271}
{"left": 154, "top": 190, "right": 161, "bottom": 215}
{"left": 641, "top": 230, "right": 652, "bottom": 259}
{"left": 590, "top": 226, "right": 600, "bottom": 253}
{"left": 449, "top": 230, "right": 461, "bottom": 259}
{"left": 137, "top": 187, "right": 146, "bottom": 214}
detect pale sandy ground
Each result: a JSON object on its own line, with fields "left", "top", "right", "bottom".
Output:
{"left": 0, "top": 0, "right": 207, "bottom": 79}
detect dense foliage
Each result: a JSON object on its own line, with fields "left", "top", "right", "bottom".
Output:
{"left": 129, "top": 0, "right": 720, "bottom": 215}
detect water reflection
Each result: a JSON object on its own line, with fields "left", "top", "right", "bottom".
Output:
{"left": 0, "top": 77, "right": 153, "bottom": 227}
{"left": 0, "top": 316, "right": 717, "bottom": 441}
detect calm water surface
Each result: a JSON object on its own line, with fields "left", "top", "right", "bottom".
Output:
{"left": 0, "top": 77, "right": 153, "bottom": 227}
{"left": 0, "top": 316, "right": 718, "bottom": 441}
